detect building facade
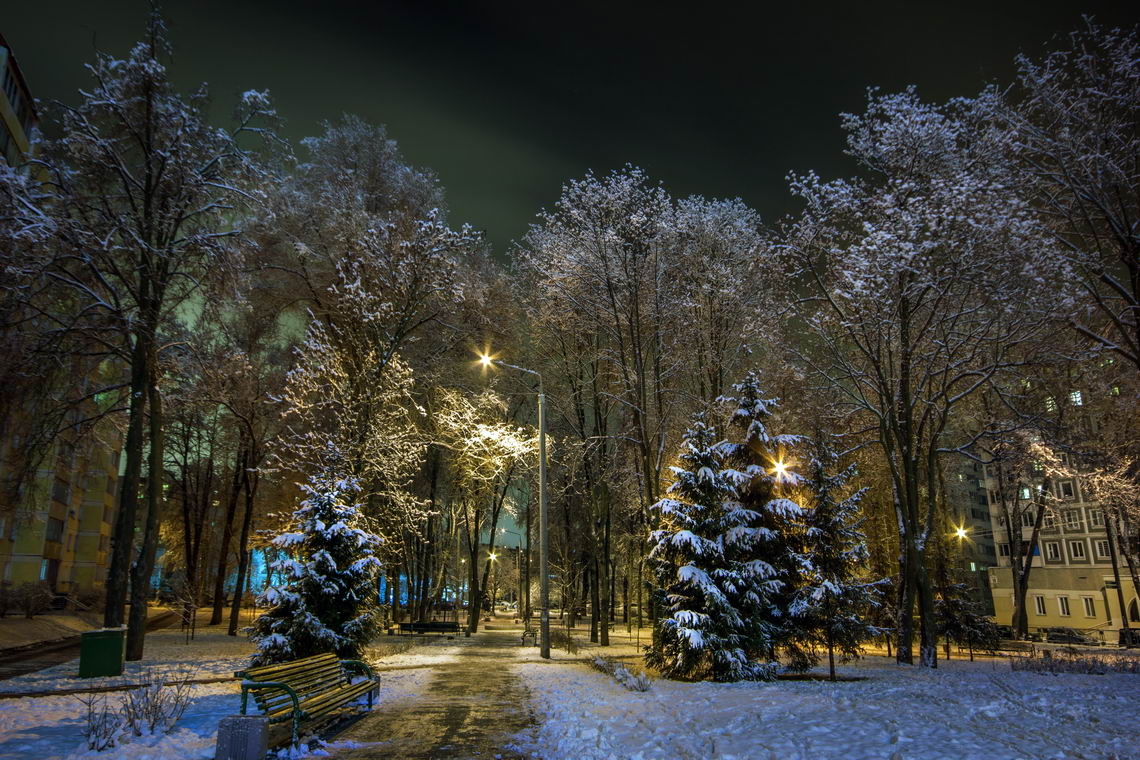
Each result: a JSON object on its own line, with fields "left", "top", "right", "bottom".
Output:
{"left": 986, "top": 460, "right": 1139, "bottom": 643}
{"left": 0, "top": 32, "right": 37, "bottom": 167}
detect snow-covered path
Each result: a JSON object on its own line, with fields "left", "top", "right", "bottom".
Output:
{"left": 517, "top": 654, "right": 1140, "bottom": 760}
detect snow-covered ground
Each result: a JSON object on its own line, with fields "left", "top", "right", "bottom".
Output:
{"left": 516, "top": 655, "right": 1140, "bottom": 760}
{"left": 0, "top": 627, "right": 440, "bottom": 760}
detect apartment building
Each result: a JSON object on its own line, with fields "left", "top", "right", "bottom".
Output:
{"left": 0, "top": 32, "right": 37, "bottom": 167}
{"left": 986, "top": 459, "right": 1139, "bottom": 643}
{"left": 947, "top": 456, "right": 998, "bottom": 614}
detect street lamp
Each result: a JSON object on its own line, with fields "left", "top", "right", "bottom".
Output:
{"left": 479, "top": 351, "right": 551, "bottom": 659}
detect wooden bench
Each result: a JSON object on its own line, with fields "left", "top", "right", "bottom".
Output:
{"left": 994, "top": 640, "right": 1036, "bottom": 656}
{"left": 235, "top": 653, "right": 378, "bottom": 746}
{"left": 397, "top": 621, "right": 465, "bottom": 636}
{"left": 521, "top": 627, "right": 537, "bottom": 646}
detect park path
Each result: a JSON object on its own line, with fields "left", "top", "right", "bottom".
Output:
{"left": 336, "top": 628, "right": 536, "bottom": 759}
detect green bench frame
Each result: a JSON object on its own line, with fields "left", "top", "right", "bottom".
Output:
{"left": 234, "top": 652, "right": 378, "bottom": 746}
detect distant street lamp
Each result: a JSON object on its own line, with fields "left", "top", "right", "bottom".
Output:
{"left": 480, "top": 352, "right": 551, "bottom": 659}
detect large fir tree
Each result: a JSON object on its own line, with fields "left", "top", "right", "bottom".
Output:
{"left": 788, "top": 434, "right": 882, "bottom": 679}
{"left": 250, "top": 475, "right": 383, "bottom": 665}
{"left": 646, "top": 417, "right": 777, "bottom": 681}
{"left": 720, "top": 371, "right": 805, "bottom": 663}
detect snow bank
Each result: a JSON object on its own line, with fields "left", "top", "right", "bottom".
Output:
{"left": 515, "top": 655, "right": 1140, "bottom": 759}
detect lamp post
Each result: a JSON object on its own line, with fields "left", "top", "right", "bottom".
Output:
{"left": 481, "top": 353, "right": 550, "bottom": 659}
{"left": 500, "top": 527, "right": 525, "bottom": 614}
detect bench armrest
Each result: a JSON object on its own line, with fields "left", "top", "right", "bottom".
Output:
{"left": 340, "top": 659, "right": 376, "bottom": 681}
{"left": 241, "top": 680, "right": 302, "bottom": 746}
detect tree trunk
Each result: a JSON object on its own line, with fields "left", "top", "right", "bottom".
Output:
{"left": 1106, "top": 515, "right": 1132, "bottom": 647}
{"left": 126, "top": 367, "right": 164, "bottom": 661}
{"left": 212, "top": 443, "right": 245, "bottom": 625}
{"left": 228, "top": 466, "right": 257, "bottom": 636}
{"left": 104, "top": 332, "right": 150, "bottom": 628}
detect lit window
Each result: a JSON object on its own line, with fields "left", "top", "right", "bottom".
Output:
{"left": 1110, "top": 386, "right": 1121, "bottom": 396}
{"left": 1069, "top": 390, "right": 1083, "bottom": 406}
{"left": 1058, "top": 596, "right": 1070, "bottom": 616}
{"left": 1083, "top": 597, "right": 1096, "bottom": 617}
{"left": 1020, "top": 487, "right": 1032, "bottom": 500}
{"left": 1045, "top": 397, "right": 1057, "bottom": 412}
{"left": 1069, "top": 540, "right": 1086, "bottom": 560}
{"left": 1034, "top": 596, "right": 1046, "bottom": 616}
{"left": 1058, "top": 481, "right": 1075, "bottom": 500}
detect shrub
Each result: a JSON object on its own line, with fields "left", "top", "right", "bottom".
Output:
{"left": 1011, "top": 649, "right": 1140, "bottom": 675}
{"left": 13, "top": 581, "right": 54, "bottom": 619}
{"left": 590, "top": 655, "right": 654, "bottom": 692}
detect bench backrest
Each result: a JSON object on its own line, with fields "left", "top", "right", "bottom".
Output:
{"left": 237, "top": 653, "right": 347, "bottom": 714}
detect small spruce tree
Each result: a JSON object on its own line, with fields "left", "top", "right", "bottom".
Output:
{"left": 250, "top": 474, "right": 383, "bottom": 665}
{"left": 788, "top": 434, "right": 882, "bottom": 680}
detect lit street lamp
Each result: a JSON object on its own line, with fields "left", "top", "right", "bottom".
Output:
{"left": 480, "top": 352, "right": 551, "bottom": 659}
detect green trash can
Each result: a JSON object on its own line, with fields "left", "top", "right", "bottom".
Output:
{"left": 79, "top": 627, "right": 126, "bottom": 678}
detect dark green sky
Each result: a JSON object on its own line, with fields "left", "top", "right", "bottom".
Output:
{"left": 6, "top": 1, "right": 1137, "bottom": 252}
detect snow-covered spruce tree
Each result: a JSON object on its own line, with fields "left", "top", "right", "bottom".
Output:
{"left": 646, "top": 416, "right": 776, "bottom": 681}
{"left": 250, "top": 473, "right": 382, "bottom": 665}
{"left": 787, "top": 435, "right": 882, "bottom": 680}
{"left": 934, "top": 577, "right": 1000, "bottom": 662}
{"left": 719, "top": 371, "right": 805, "bottom": 665}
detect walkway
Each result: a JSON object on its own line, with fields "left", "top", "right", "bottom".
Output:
{"left": 336, "top": 628, "right": 536, "bottom": 759}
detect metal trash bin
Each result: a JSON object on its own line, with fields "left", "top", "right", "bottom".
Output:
{"left": 79, "top": 627, "right": 126, "bottom": 678}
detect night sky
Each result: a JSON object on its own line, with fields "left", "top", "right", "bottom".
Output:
{"left": 6, "top": 1, "right": 1137, "bottom": 252}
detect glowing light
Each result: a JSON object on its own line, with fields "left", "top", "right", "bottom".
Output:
{"left": 955, "top": 526, "right": 969, "bottom": 540}
{"left": 489, "top": 552, "right": 498, "bottom": 562}
{"left": 771, "top": 459, "right": 789, "bottom": 481}
{"left": 479, "top": 353, "right": 493, "bottom": 369}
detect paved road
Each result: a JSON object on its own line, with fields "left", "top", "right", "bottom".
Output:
{"left": 337, "top": 629, "right": 535, "bottom": 759}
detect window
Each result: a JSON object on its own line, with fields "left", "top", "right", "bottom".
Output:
{"left": 1083, "top": 597, "right": 1096, "bottom": 617}
{"left": 1063, "top": 510, "right": 1081, "bottom": 529}
{"left": 45, "top": 517, "right": 64, "bottom": 543}
{"left": 971, "top": 508, "right": 987, "bottom": 520}
{"left": 1058, "top": 481, "right": 1076, "bottom": 501}
{"left": 1020, "top": 487, "right": 1032, "bottom": 500}
{"left": 1111, "top": 385, "right": 1121, "bottom": 396}
{"left": 1045, "top": 542, "right": 1061, "bottom": 561}
{"left": 1069, "top": 540, "right": 1086, "bottom": 560}
{"left": 1034, "top": 596, "right": 1046, "bottom": 616}
{"left": 1058, "top": 596, "right": 1070, "bottom": 616}
{"left": 989, "top": 489, "right": 999, "bottom": 504}
{"left": 1045, "top": 396, "right": 1057, "bottom": 412}
{"left": 1089, "top": 509, "right": 1104, "bottom": 527}
{"left": 51, "top": 477, "right": 70, "bottom": 505}
{"left": 999, "top": 543, "right": 1010, "bottom": 557}
{"left": 1095, "top": 540, "right": 1111, "bottom": 559}
{"left": 1043, "top": 512, "right": 1056, "bottom": 528}
{"left": 1032, "top": 460, "right": 1044, "bottom": 473}
{"left": 1021, "top": 511, "right": 1035, "bottom": 527}
{"left": 1069, "top": 390, "right": 1084, "bottom": 406}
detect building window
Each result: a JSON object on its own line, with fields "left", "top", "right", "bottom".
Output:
{"left": 1095, "top": 539, "right": 1111, "bottom": 559}
{"left": 1069, "top": 540, "right": 1087, "bottom": 560}
{"left": 45, "top": 517, "right": 65, "bottom": 543}
{"left": 1069, "top": 390, "right": 1083, "bottom": 406}
{"left": 1058, "top": 596, "right": 1070, "bottom": 616}
{"left": 1089, "top": 509, "right": 1104, "bottom": 527}
{"left": 1058, "top": 481, "right": 1076, "bottom": 501}
{"left": 1043, "top": 512, "right": 1056, "bottom": 528}
{"left": 1034, "top": 595, "right": 1046, "bottom": 616}
{"left": 1045, "top": 396, "right": 1057, "bottom": 412}
{"left": 1021, "top": 511, "right": 1035, "bottom": 528}
{"left": 1045, "top": 542, "right": 1061, "bottom": 561}
{"left": 1020, "top": 487, "right": 1032, "bottom": 501}
{"left": 51, "top": 477, "right": 70, "bottom": 505}
{"left": 1063, "top": 509, "right": 1081, "bottom": 529}
{"left": 1083, "top": 597, "right": 1096, "bottom": 617}
{"left": 999, "top": 543, "right": 1011, "bottom": 557}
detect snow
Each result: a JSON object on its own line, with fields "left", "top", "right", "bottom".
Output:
{"left": 0, "top": 628, "right": 438, "bottom": 760}
{"left": 516, "top": 655, "right": 1140, "bottom": 759}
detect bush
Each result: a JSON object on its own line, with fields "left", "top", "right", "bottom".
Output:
{"left": 1011, "top": 649, "right": 1140, "bottom": 675}
{"left": 75, "top": 667, "right": 195, "bottom": 752}
{"left": 13, "top": 581, "right": 54, "bottom": 619}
